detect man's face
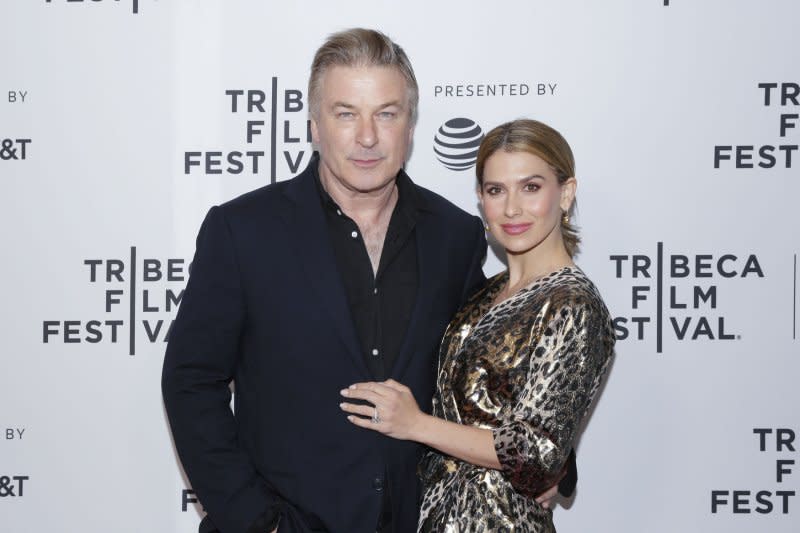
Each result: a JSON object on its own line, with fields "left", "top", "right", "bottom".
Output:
{"left": 311, "top": 65, "right": 414, "bottom": 195}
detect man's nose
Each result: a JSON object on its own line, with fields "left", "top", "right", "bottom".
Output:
{"left": 356, "top": 116, "right": 378, "bottom": 148}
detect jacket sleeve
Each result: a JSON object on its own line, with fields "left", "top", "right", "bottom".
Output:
{"left": 459, "top": 216, "right": 488, "bottom": 304}
{"left": 491, "top": 296, "right": 614, "bottom": 498}
{"left": 558, "top": 447, "right": 578, "bottom": 497}
{"left": 162, "top": 206, "right": 279, "bottom": 533}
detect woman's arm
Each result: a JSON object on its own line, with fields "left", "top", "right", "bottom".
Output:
{"left": 341, "top": 294, "right": 613, "bottom": 498}
{"left": 340, "top": 379, "right": 501, "bottom": 469}
{"left": 340, "top": 380, "right": 567, "bottom": 506}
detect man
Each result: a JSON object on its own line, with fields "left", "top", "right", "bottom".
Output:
{"left": 162, "top": 28, "right": 572, "bottom": 533}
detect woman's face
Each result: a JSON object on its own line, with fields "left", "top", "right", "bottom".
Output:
{"left": 479, "top": 150, "right": 575, "bottom": 256}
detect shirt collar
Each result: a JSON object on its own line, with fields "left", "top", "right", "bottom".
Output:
{"left": 310, "top": 152, "right": 427, "bottom": 217}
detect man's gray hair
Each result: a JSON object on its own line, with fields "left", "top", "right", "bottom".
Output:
{"left": 308, "top": 28, "right": 418, "bottom": 122}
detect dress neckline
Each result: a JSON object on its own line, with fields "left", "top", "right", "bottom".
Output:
{"left": 487, "top": 265, "right": 578, "bottom": 310}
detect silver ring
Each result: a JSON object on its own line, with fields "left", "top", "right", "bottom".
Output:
{"left": 371, "top": 407, "right": 381, "bottom": 424}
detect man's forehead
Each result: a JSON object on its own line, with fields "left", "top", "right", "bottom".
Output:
{"left": 319, "top": 65, "right": 408, "bottom": 95}
{"left": 323, "top": 63, "right": 404, "bottom": 76}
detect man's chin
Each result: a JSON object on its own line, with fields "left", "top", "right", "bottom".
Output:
{"left": 319, "top": 160, "right": 400, "bottom": 195}
{"left": 346, "top": 176, "right": 398, "bottom": 195}
{"left": 344, "top": 166, "right": 401, "bottom": 193}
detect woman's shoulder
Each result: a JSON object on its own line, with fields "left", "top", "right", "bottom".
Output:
{"left": 537, "top": 266, "right": 611, "bottom": 319}
{"left": 534, "top": 268, "right": 616, "bottom": 356}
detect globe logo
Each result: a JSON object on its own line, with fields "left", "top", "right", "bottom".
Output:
{"left": 433, "top": 118, "right": 484, "bottom": 171}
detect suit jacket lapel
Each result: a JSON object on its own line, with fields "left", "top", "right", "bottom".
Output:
{"left": 389, "top": 207, "right": 440, "bottom": 380}
{"left": 280, "top": 165, "right": 370, "bottom": 378}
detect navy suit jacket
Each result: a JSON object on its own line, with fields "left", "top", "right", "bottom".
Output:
{"left": 162, "top": 161, "right": 487, "bottom": 533}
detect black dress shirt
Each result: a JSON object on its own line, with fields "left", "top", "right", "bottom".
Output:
{"left": 316, "top": 162, "right": 421, "bottom": 533}
{"left": 314, "top": 164, "right": 420, "bottom": 381}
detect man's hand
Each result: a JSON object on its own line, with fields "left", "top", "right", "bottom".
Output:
{"left": 536, "top": 458, "right": 570, "bottom": 509}
{"left": 535, "top": 483, "right": 559, "bottom": 509}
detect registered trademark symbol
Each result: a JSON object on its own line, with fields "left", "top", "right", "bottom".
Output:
{"left": 736, "top": 335, "right": 741, "bottom": 340}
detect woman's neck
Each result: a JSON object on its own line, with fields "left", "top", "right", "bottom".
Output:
{"left": 505, "top": 237, "right": 573, "bottom": 288}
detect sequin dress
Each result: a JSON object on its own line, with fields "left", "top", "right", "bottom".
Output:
{"left": 418, "top": 267, "right": 615, "bottom": 532}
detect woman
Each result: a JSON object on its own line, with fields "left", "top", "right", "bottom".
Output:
{"left": 340, "top": 119, "right": 615, "bottom": 532}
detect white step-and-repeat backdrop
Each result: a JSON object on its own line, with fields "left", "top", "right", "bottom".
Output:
{"left": 2, "top": 1, "right": 798, "bottom": 531}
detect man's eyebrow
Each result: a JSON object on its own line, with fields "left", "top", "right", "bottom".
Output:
{"left": 330, "top": 101, "right": 405, "bottom": 109}
{"left": 377, "top": 100, "right": 404, "bottom": 109}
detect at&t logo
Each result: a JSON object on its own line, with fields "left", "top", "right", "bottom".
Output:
{"left": 433, "top": 118, "right": 484, "bottom": 171}
{"left": 0, "top": 476, "right": 28, "bottom": 497}
{"left": 0, "top": 139, "right": 31, "bottom": 161}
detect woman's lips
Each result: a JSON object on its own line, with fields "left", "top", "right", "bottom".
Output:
{"left": 500, "top": 223, "right": 532, "bottom": 235}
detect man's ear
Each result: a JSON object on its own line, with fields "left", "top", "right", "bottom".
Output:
{"left": 310, "top": 118, "right": 320, "bottom": 145}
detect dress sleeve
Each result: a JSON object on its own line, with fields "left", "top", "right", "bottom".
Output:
{"left": 491, "top": 294, "right": 614, "bottom": 497}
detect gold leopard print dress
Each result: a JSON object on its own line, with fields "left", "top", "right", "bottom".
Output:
{"left": 418, "top": 266, "right": 615, "bottom": 532}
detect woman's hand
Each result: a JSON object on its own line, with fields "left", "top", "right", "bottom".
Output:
{"left": 343, "top": 380, "right": 502, "bottom": 469}
{"left": 340, "top": 379, "right": 425, "bottom": 440}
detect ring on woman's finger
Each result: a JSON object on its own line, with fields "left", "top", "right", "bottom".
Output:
{"left": 371, "top": 406, "right": 381, "bottom": 424}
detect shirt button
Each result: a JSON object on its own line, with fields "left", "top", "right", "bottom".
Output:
{"left": 372, "top": 349, "right": 379, "bottom": 356}
{"left": 336, "top": 209, "right": 342, "bottom": 216}
{"left": 372, "top": 477, "right": 384, "bottom": 491}
{"left": 351, "top": 231, "right": 358, "bottom": 239}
